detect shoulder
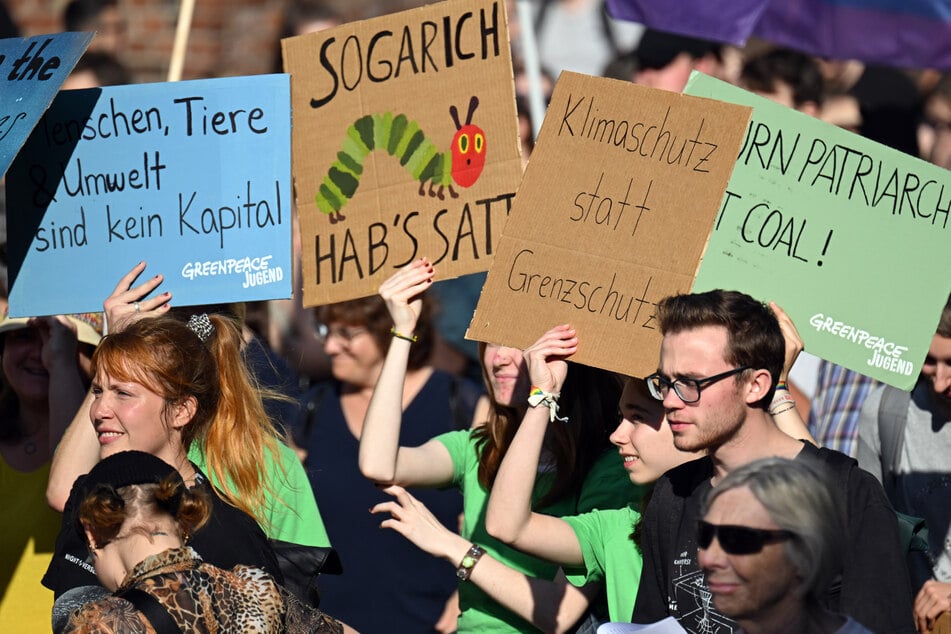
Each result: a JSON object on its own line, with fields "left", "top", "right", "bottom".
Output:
{"left": 664, "top": 456, "right": 713, "bottom": 496}
{"left": 64, "top": 596, "right": 146, "bottom": 633}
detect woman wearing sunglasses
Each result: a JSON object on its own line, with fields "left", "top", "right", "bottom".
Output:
{"left": 699, "top": 457, "right": 872, "bottom": 633}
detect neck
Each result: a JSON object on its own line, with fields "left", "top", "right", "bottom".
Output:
{"left": 740, "top": 603, "right": 843, "bottom": 634}
{"left": 710, "top": 408, "right": 803, "bottom": 484}
{"left": 118, "top": 532, "right": 184, "bottom": 581}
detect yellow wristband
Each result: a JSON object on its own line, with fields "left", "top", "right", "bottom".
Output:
{"left": 390, "top": 328, "right": 418, "bottom": 343}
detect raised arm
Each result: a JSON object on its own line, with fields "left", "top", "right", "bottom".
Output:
{"left": 484, "top": 325, "right": 585, "bottom": 567}
{"left": 47, "top": 262, "right": 171, "bottom": 510}
{"left": 372, "top": 485, "right": 599, "bottom": 633}
{"left": 358, "top": 258, "right": 455, "bottom": 487}
{"left": 769, "top": 302, "right": 818, "bottom": 446}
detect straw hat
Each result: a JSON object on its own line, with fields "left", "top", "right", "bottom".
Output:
{"left": 0, "top": 312, "right": 104, "bottom": 347}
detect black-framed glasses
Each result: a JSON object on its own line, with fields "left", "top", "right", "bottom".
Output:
{"left": 697, "top": 520, "right": 794, "bottom": 555}
{"left": 645, "top": 366, "right": 750, "bottom": 403}
{"left": 315, "top": 323, "right": 368, "bottom": 344}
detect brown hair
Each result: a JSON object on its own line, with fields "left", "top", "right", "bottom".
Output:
{"left": 474, "top": 344, "right": 622, "bottom": 508}
{"left": 656, "top": 290, "right": 784, "bottom": 409}
{"left": 937, "top": 294, "right": 951, "bottom": 338}
{"left": 80, "top": 476, "right": 211, "bottom": 550}
{"left": 315, "top": 293, "right": 435, "bottom": 371}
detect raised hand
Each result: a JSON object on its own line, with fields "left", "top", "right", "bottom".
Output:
{"left": 104, "top": 261, "right": 172, "bottom": 333}
{"left": 377, "top": 258, "right": 434, "bottom": 335}
{"left": 522, "top": 324, "right": 577, "bottom": 394}
{"left": 31, "top": 315, "right": 80, "bottom": 375}
{"left": 770, "top": 302, "right": 803, "bottom": 382}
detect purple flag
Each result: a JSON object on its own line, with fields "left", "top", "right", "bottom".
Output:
{"left": 607, "top": 0, "right": 951, "bottom": 70}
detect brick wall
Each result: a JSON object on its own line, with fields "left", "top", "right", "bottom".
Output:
{"left": 4, "top": 0, "right": 427, "bottom": 83}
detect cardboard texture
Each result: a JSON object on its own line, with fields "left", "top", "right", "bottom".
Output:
{"left": 468, "top": 71, "right": 751, "bottom": 379}
{"left": 6, "top": 75, "right": 293, "bottom": 317}
{"left": 283, "top": 0, "right": 522, "bottom": 306}
{"left": 686, "top": 72, "right": 951, "bottom": 390}
{"left": 0, "top": 32, "right": 92, "bottom": 177}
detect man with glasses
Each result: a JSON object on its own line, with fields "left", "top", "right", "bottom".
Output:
{"left": 631, "top": 289, "right": 914, "bottom": 633}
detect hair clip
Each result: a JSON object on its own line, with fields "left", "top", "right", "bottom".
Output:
{"left": 186, "top": 313, "right": 215, "bottom": 343}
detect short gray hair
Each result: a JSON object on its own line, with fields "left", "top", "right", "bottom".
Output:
{"left": 702, "top": 457, "right": 844, "bottom": 600}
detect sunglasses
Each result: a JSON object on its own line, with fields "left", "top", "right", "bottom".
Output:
{"left": 697, "top": 520, "right": 794, "bottom": 555}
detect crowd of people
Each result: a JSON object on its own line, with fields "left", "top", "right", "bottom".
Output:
{"left": 1, "top": 0, "right": 950, "bottom": 633}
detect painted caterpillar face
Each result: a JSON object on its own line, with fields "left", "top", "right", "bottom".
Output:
{"left": 451, "top": 123, "right": 486, "bottom": 187}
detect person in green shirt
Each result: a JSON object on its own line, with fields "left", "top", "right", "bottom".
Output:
{"left": 362, "top": 258, "right": 639, "bottom": 632}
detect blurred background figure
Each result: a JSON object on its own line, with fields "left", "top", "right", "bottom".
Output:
{"left": 632, "top": 28, "right": 724, "bottom": 92}
{"left": 919, "top": 74, "right": 951, "bottom": 170}
{"left": 61, "top": 50, "right": 132, "bottom": 90}
{"left": 0, "top": 312, "right": 102, "bottom": 632}
{"left": 699, "top": 457, "right": 871, "bottom": 634}
{"left": 62, "top": 0, "right": 127, "bottom": 57}
{"left": 291, "top": 291, "right": 480, "bottom": 632}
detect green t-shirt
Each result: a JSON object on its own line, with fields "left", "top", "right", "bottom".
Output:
{"left": 563, "top": 506, "right": 643, "bottom": 622}
{"left": 435, "top": 429, "right": 640, "bottom": 632}
{"left": 188, "top": 441, "right": 330, "bottom": 547}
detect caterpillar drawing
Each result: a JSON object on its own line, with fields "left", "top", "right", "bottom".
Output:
{"left": 315, "top": 96, "right": 486, "bottom": 223}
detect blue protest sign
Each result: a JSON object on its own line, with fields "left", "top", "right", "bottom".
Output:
{"left": 0, "top": 32, "right": 92, "bottom": 177}
{"left": 5, "top": 74, "right": 292, "bottom": 316}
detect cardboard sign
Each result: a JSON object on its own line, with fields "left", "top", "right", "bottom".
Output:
{"left": 686, "top": 73, "right": 951, "bottom": 390}
{"left": 467, "top": 72, "right": 751, "bottom": 379}
{"left": 0, "top": 32, "right": 92, "bottom": 177}
{"left": 283, "top": 0, "right": 522, "bottom": 306}
{"left": 6, "top": 74, "right": 292, "bottom": 317}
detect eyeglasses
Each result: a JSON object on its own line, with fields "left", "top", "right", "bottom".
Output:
{"left": 645, "top": 366, "right": 750, "bottom": 403}
{"left": 697, "top": 520, "right": 794, "bottom": 555}
{"left": 315, "top": 323, "right": 368, "bottom": 344}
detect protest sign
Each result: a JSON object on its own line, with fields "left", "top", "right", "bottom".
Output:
{"left": 467, "top": 71, "right": 751, "bottom": 378}
{"left": 0, "top": 32, "right": 92, "bottom": 177}
{"left": 6, "top": 74, "right": 292, "bottom": 317}
{"left": 283, "top": 0, "right": 523, "bottom": 306}
{"left": 686, "top": 72, "right": 951, "bottom": 390}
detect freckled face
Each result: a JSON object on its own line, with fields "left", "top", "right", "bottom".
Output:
{"left": 482, "top": 344, "right": 530, "bottom": 407}
{"left": 90, "top": 371, "right": 183, "bottom": 466}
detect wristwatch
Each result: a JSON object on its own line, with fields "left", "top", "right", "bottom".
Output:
{"left": 455, "top": 543, "right": 485, "bottom": 581}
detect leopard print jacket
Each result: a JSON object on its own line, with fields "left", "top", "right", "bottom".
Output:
{"left": 63, "top": 547, "right": 344, "bottom": 633}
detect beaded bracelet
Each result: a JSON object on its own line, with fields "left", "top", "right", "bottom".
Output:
{"left": 390, "top": 327, "right": 418, "bottom": 343}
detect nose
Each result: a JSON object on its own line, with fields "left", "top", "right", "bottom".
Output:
{"left": 90, "top": 395, "right": 111, "bottom": 423}
{"left": 492, "top": 346, "right": 518, "bottom": 368}
{"left": 697, "top": 534, "right": 727, "bottom": 571}
{"left": 934, "top": 362, "right": 951, "bottom": 394}
{"left": 662, "top": 385, "right": 685, "bottom": 410}
{"left": 610, "top": 419, "right": 633, "bottom": 448}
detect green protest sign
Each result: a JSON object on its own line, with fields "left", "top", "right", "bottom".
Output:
{"left": 686, "top": 72, "right": 951, "bottom": 390}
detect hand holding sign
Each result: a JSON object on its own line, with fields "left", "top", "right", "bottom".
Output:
{"left": 378, "top": 257, "right": 435, "bottom": 336}
{"left": 103, "top": 261, "right": 171, "bottom": 333}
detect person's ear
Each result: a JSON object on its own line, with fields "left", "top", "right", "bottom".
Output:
{"left": 83, "top": 526, "right": 99, "bottom": 553}
{"left": 169, "top": 396, "right": 197, "bottom": 430}
{"left": 743, "top": 368, "right": 774, "bottom": 405}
